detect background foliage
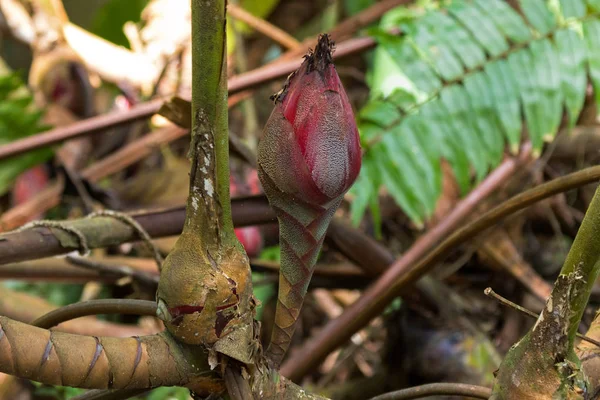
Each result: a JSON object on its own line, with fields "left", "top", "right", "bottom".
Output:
{"left": 351, "top": 0, "right": 600, "bottom": 227}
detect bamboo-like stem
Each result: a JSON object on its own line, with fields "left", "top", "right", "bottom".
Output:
{"left": 0, "top": 316, "right": 217, "bottom": 390}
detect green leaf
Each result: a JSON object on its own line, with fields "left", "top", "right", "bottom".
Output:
{"left": 508, "top": 49, "right": 546, "bottom": 151}
{"left": 425, "top": 11, "right": 486, "bottom": 70}
{"left": 484, "top": 60, "right": 522, "bottom": 152}
{"left": 146, "top": 387, "right": 190, "bottom": 400}
{"left": 344, "top": 0, "right": 376, "bottom": 16}
{"left": 588, "top": 0, "right": 600, "bottom": 12}
{"left": 530, "top": 38, "right": 563, "bottom": 143}
{"left": 440, "top": 85, "right": 488, "bottom": 181}
{"left": 585, "top": 20, "right": 600, "bottom": 106}
{"left": 350, "top": 0, "right": 600, "bottom": 225}
{"left": 409, "top": 16, "right": 464, "bottom": 81}
{"left": 463, "top": 73, "right": 505, "bottom": 166}
{"left": 350, "top": 153, "right": 379, "bottom": 226}
{"left": 449, "top": 1, "right": 509, "bottom": 58}
{"left": 474, "top": 0, "right": 532, "bottom": 43}
{"left": 376, "top": 136, "right": 424, "bottom": 226}
{"left": 560, "top": 0, "right": 586, "bottom": 18}
{"left": 91, "top": 0, "right": 149, "bottom": 48}
{"left": 420, "top": 101, "right": 471, "bottom": 194}
{"left": 519, "top": 0, "right": 557, "bottom": 35}
{"left": 556, "top": 28, "right": 587, "bottom": 127}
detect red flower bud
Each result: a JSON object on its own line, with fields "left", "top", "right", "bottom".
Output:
{"left": 258, "top": 34, "right": 362, "bottom": 367}
{"left": 258, "top": 34, "right": 361, "bottom": 206}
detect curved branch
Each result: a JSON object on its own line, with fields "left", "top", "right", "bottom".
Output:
{"left": 32, "top": 300, "right": 158, "bottom": 329}
{"left": 0, "top": 286, "right": 156, "bottom": 337}
{"left": 368, "top": 383, "right": 491, "bottom": 400}
{"left": 0, "top": 316, "right": 216, "bottom": 390}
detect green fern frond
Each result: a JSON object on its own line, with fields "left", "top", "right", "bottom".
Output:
{"left": 350, "top": 0, "right": 600, "bottom": 227}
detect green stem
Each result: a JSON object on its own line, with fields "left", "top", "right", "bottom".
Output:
{"left": 558, "top": 185, "right": 600, "bottom": 347}
{"left": 187, "top": 0, "right": 235, "bottom": 248}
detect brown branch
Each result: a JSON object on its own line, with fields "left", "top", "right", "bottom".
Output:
{"left": 367, "top": 383, "right": 491, "bottom": 400}
{"left": 0, "top": 260, "right": 109, "bottom": 282}
{"left": 66, "top": 255, "right": 159, "bottom": 287}
{"left": 71, "top": 389, "right": 150, "bottom": 400}
{"left": 0, "top": 286, "right": 156, "bottom": 337}
{"left": 0, "top": 195, "right": 274, "bottom": 265}
{"left": 479, "top": 229, "right": 552, "bottom": 302}
{"left": 0, "top": 178, "right": 64, "bottom": 232}
{"left": 326, "top": 219, "right": 392, "bottom": 276}
{"left": 227, "top": 3, "right": 301, "bottom": 50}
{"left": 81, "top": 125, "right": 189, "bottom": 183}
{"left": 330, "top": 0, "right": 409, "bottom": 42}
{"left": 0, "top": 34, "right": 377, "bottom": 162}
{"left": 0, "top": 98, "right": 165, "bottom": 161}
{"left": 277, "top": 0, "right": 409, "bottom": 61}
{"left": 0, "top": 256, "right": 158, "bottom": 283}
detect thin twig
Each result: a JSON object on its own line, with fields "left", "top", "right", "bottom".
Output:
{"left": 66, "top": 255, "right": 159, "bottom": 287}
{"left": 81, "top": 125, "right": 188, "bottom": 182}
{"left": 0, "top": 98, "right": 165, "bottom": 161}
{"left": 0, "top": 178, "right": 64, "bottom": 232}
{"left": 31, "top": 299, "right": 158, "bottom": 329}
{"left": 368, "top": 383, "right": 491, "bottom": 400}
{"left": 485, "top": 287, "right": 600, "bottom": 348}
{"left": 227, "top": 3, "right": 301, "bottom": 50}
{"left": 484, "top": 287, "right": 539, "bottom": 319}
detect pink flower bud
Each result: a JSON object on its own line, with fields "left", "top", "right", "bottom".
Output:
{"left": 259, "top": 34, "right": 361, "bottom": 206}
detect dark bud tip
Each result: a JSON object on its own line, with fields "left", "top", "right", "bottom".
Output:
{"left": 306, "top": 33, "right": 335, "bottom": 73}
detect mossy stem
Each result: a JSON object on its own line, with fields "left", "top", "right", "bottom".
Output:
{"left": 187, "top": 0, "right": 235, "bottom": 248}
{"left": 555, "top": 185, "right": 600, "bottom": 348}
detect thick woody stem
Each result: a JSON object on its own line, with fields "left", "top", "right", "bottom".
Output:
{"left": 0, "top": 316, "right": 220, "bottom": 392}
